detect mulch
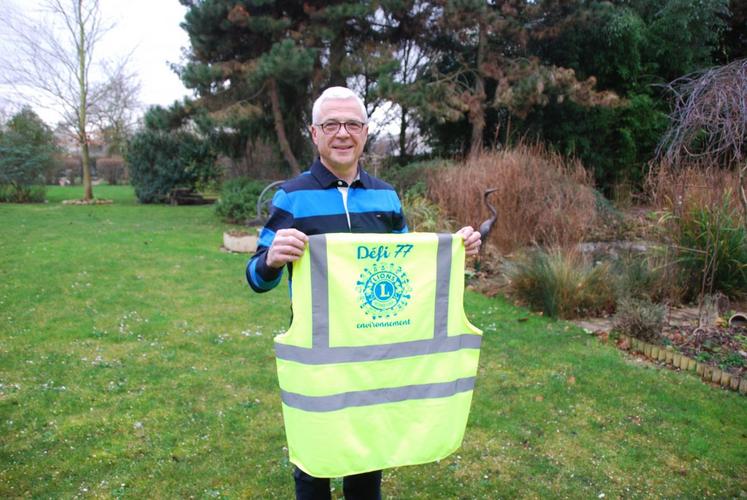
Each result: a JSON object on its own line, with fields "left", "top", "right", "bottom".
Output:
{"left": 662, "top": 323, "right": 747, "bottom": 377}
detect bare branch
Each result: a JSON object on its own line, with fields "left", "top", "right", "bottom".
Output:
{"left": 658, "top": 59, "right": 747, "bottom": 168}
{"left": 0, "top": 0, "right": 130, "bottom": 200}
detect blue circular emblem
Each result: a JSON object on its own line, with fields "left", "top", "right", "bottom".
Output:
{"left": 356, "top": 263, "right": 411, "bottom": 319}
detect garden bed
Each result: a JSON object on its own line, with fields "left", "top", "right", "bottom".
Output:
{"left": 618, "top": 332, "right": 747, "bottom": 395}
{"left": 660, "top": 322, "right": 746, "bottom": 378}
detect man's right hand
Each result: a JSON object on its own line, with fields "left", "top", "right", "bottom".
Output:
{"left": 266, "top": 228, "right": 309, "bottom": 268}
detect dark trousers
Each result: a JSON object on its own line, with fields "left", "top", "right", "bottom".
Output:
{"left": 293, "top": 467, "right": 382, "bottom": 500}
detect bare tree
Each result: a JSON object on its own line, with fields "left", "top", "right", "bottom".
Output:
{"left": 657, "top": 58, "right": 747, "bottom": 216}
{"left": 90, "top": 61, "right": 142, "bottom": 156}
{"left": 0, "top": 0, "right": 127, "bottom": 201}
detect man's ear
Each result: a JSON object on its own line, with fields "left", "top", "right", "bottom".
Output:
{"left": 309, "top": 125, "right": 318, "bottom": 145}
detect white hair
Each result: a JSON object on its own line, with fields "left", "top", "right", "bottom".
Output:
{"left": 311, "top": 86, "right": 368, "bottom": 125}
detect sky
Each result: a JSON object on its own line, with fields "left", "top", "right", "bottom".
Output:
{"left": 0, "top": 1, "right": 399, "bottom": 134}
{"left": 1, "top": 0, "right": 192, "bottom": 125}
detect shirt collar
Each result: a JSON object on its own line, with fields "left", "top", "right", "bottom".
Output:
{"left": 310, "top": 158, "right": 371, "bottom": 188}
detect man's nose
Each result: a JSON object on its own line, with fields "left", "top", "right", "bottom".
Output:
{"left": 336, "top": 124, "right": 352, "bottom": 138}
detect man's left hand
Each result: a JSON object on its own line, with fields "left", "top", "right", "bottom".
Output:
{"left": 456, "top": 226, "right": 481, "bottom": 256}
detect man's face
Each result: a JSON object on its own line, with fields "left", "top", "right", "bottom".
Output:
{"left": 311, "top": 98, "right": 368, "bottom": 174}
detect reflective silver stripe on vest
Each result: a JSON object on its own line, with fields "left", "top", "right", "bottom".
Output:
{"left": 434, "top": 233, "right": 452, "bottom": 337}
{"left": 281, "top": 376, "right": 476, "bottom": 412}
{"left": 310, "top": 235, "right": 329, "bottom": 349}
{"left": 279, "top": 233, "right": 480, "bottom": 365}
{"left": 275, "top": 333, "right": 482, "bottom": 364}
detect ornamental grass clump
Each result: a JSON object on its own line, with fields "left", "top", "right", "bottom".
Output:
{"left": 505, "top": 247, "right": 616, "bottom": 319}
{"left": 613, "top": 297, "right": 666, "bottom": 343}
{"left": 660, "top": 192, "right": 747, "bottom": 300}
{"left": 427, "top": 143, "right": 597, "bottom": 253}
{"left": 612, "top": 250, "right": 687, "bottom": 304}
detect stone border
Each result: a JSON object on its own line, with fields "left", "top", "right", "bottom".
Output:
{"left": 619, "top": 334, "right": 746, "bottom": 395}
{"left": 62, "top": 199, "right": 113, "bottom": 205}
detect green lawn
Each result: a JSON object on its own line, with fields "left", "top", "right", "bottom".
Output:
{"left": 1, "top": 185, "right": 745, "bottom": 498}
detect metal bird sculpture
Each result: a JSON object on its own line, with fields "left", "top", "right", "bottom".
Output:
{"left": 478, "top": 188, "right": 498, "bottom": 242}
{"left": 475, "top": 188, "right": 498, "bottom": 273}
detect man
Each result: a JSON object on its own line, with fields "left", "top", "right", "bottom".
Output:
{"left": 246, "top": 86, "right": 481, "bottom": 500}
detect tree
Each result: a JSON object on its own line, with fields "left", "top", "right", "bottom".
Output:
{"left": 508, "top": 0, "right": 728, "bottom": 193}
{"left": 0, "top": 0, "right": 133, "bottom": 201}
{"left": 177, "top": 0, "right": 391, "bottom": 176}
{"left": 717, "top": 0, "right": 747, "bottom": 63}
{"left": 90, "top": 62, "right": 142, "bottom": 156}
{"left": 0, "top": 106, "right": 59, "bottom": 201}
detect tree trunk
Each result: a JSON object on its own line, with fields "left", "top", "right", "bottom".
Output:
{"left": 468, "top": 22, "right": 487, "bottom": 158}
{"left": 268, "top": 78, "right": 301, "bottom": 176}
{"left": 739, "top": 162, "right": 747, "bottom": 218}
{"left": 329, "top": 34, "right": 346, "bottom": 87}
{"left": 80, "top": 134, "right": 93, "bottom": 200}
{"left": 77, "top": 0, "right": 93, "bottom": 200}
{"left": 399, "top": 106, "right": 408, "bottom": 165}
{"left": 311, "top": 52, "right": 325, "bottom": 106}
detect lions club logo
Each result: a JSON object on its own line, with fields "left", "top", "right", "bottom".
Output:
{"left": 356, "top": 262, "right": 412, "bottom": 319}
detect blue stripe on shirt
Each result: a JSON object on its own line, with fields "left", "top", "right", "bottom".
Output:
{"left": 348, "top": 189, "right": 402, "bottom": 213}
{"left": 258, "top": 227, "right": 276, "bottom": 249}
{"left": 248, "top": 258, "right": 282, "bottom": 291}
{"left": 284, "top": 188, "right": 401, "bottom": 218}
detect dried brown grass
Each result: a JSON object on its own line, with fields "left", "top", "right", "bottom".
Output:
{"left": 427, "top": 143, "right": 598, "bottom": 253}
{"left": 646, "top": 162, "right": 743, "bottom": 217}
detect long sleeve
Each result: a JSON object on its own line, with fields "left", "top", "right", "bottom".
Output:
{"left": 246, "top": 189, "right": 294, "bottom": 293}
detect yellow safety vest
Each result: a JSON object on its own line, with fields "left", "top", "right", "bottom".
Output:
{"left": 274, "top": 232, "right": 482, "bottom": 478}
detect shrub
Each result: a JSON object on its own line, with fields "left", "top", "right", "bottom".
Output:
{"left": 0, "top": 107, "right": 57, "bottom": 200}
{"left": 214, "top": 177, "right": 267, "bottom": 224}
{"left": 505, "top": 247, "right": 616, "bottom": 319}
{"left": 0, "top": 184, "right": 46, "bottom": 203}
{"left": 612, "top": 250, "right": 687, "bottom": 304}
{"left": 663, "top": 192, "right": 747, "bottom": 300}
{"left": 646, "top": 163, "right": 741, "bottom": 217}
{"left": 126, "top": 129, "right": 217, "bottom": 204}
{"left": 428, "top": 144, "right": 598, "bottom": 253}
{"left": 523, "top": 94, "right": 668, "bottom": 195}
{"left": 381, "top": 159, "right": 453, "bottom": 197}
{"left": 96, "top": 156, "right": 127, "bottom": 185}
{"left": 613, "top": 297, "right": 665, "bottom": 342}
{"left": 401, "top": 192, "right": 455, "bottom": 233}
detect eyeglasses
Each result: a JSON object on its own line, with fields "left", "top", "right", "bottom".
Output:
{"left": 315, "top": 121, "right": 366, "bottom": 136}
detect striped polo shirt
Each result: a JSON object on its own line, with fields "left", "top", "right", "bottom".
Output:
{"left": 246, "top": 159, "right": 408, "bottom": 293}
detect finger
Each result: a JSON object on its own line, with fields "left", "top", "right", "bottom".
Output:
{"left": 279, "top": 236, "right": 307, "bottom": 252}
{"left": 275, "top": 242, "right": 305, "bottom": 257}
{"left": 277, "top": 228, "right": 309, "bottom": 243}
{"left": 466, "top": 232, "right": 481, "bottom": 245}
{"left": 456, "top": 226, "right": 473, "bottom": 239}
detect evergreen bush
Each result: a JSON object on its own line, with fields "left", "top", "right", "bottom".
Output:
{"left": 0, "top": 107, "right": 57, "bottom": 202}
{"left": 0, "top": 184, "right": 46, "bottom": 203}
{"left": 381, "top": 159, "right": 452, "bottom": 197}
{"left": 126, "top": 129, "right": 217, "bottom": 204}
{"left": 214, "top": 177, "right": 267, "bottom": 224}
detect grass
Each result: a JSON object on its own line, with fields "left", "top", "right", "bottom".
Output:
{"left": 1, "top": 185, "right": 746, "bottom": 498}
